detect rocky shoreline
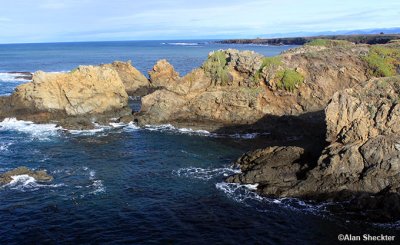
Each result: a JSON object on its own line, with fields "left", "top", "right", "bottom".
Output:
{"left": 0, "top": 40, "right": 399, "bottom": 222}
{"left": 217, "top": 34, "right": 400, "bottom": 46}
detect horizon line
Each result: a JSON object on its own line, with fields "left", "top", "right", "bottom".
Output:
{"left": 1, "top": 27, "right": 400, "bottom": 45}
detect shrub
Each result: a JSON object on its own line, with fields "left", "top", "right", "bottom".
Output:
{"left": 202, "top": 51, "right": 230, "bottom": 85}
{"left": 306, "top": 39, "right": 352, "bottom": 47}
{"left": 363, "top": 46, "right": 400, "bottom": 77}
{"left": 254, "top": 56, "right": 282, "bottom": 81}
{"left": 275, "top": 69, "right": 304, "bottom": 92}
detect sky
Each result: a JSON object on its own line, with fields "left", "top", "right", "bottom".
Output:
{"left": 0, "top": 0, "right": 399, "bottom": 43}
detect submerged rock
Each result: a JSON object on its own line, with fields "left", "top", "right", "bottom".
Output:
{"left": 0, "top": 167, "right": 53, "bottom": 185}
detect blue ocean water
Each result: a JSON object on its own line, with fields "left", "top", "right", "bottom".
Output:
{"left": 0, "top": 41, "right": 398, "bottom": 244}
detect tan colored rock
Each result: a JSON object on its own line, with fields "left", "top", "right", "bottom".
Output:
{"left": 11, "top": 65, "right": 129, "bottom": 116}
{"left": 136, "top": 44, "right": 373, "bottom": 127}
{"left": 149, "top": 60, "right": 180, "bottom": 87}
{"left": 101, "top": 61, "right": 150, "bottom": 96}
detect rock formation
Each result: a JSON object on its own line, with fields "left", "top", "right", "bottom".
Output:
{"left": 0, "top": 65, "right": 132, "bottom": 129}
{"left": 101, "top": 61, "right": 150, "bottom": 96}
{"left": 0, "top": 167, "right": 53, "bottom": 185}
{"left": 134, "top": 44, "right": 371, "bottom": 128}
{"left": 227, "top": 76, "right": 400, "bottom": 221}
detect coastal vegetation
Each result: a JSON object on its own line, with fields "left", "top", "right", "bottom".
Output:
{"left": 275, "top": 69, "right": 304, "bottom": 92}
{"left": 254, "top": 56, "right": 282, "bottom": 82}
{"left": 306, "top": 38, "right": 351, "bottom": 47}
{"left": 202, "top": 51, "right": 230, "bottom": 85}
{"left": 363, "top": 46, "right": 400, "bottom": 77}
{"left": 217, "top": 34, "right": 400, "bottom": 46}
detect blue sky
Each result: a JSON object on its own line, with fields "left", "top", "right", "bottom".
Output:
{"left": 0, "top": 0, "right": 399, "bottom": 43}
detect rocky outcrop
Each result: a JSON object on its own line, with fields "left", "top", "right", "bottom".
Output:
{"left": 0, "top": 167, "right": 53, "bottom": 185}
{"left": 135, "top": 44, "right": 371, "bottom": 128}
{"left": 0, "top": 65, "right": 132, "bottom": 129}
{"left": 227, "top": 76, "right": 400, "bottom": 221}
{"left": 101, "top": 61, "right": 150, "bottom": 96}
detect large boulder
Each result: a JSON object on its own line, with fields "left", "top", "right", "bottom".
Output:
{"left": 101, "top": 61, "right": 150, "bottom": 96}
{"left": 0, "top": 65, "right": 131, "bottom": 128}
{"left": 11, "top": 66, "right": 128, "bottom": 116}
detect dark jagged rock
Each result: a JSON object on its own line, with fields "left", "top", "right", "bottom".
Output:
{"left": 227, "top": 76, "right": 400, "bottom": 222}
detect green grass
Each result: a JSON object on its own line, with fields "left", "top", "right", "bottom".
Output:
{"left": 306, "top": 39, "right": 352, "bottom": 47}
{"left": 202, "top": 51, "right": 231, "bottom": 85}
{"left": 363, "top": 46, "right": 400, "bottom": 77}
{"left": 275, "top": 69, "right": 304, "bottom": 92}
{"left": 254, "top": 57, "right": 282, "bottom": 82}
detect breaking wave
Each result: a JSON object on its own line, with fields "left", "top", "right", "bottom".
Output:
{"left": 0, "top": 72, "right": 32, "bottom": 83}
{"left": 4, "top": 174, "right": 64, "bottom": 192}
{"left": 0, "top": 118, "right": 61, "bottom": 141}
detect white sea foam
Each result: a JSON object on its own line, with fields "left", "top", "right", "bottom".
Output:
{"left": 0, "top": 142, "right": 12, "bottom": 152}
{"left": 109, "top": 122, "right": 128, "bottom": 128}
{"left": 216, "top": 182, "right": 264, "bottom": 202}
{"left": 122, "top": 122, "right": 140, "bottom": 131}
{"left": 89, "top": 170, "right": 96, "bottom": 180}
{"left": 144, "top": 124, "right": 211, "bottom": 136}
{"left": 216, "top": 182, "right": 327, "bottom": 213}
{"left": 77, "top": 168, "right": 105, "bottom": 196}
{"left": 89, "top": 180, "right": 105, "bottom": 194}
{"left": 174, "top": 167, "right": 241, "bottom": 180}
{"left": 85, "top": 169, "right": 105, "bottom": 195}
{"left": 0, "top": 72, "right": 31, "bottom": 83}
{"left": 5, "top": 174, "right": 63, "bottom": 191}
{"left": 143, "top": 123, "right": 269, "bottom": 139}
{"left": 0, "top": 118, "right": 61, "bottom": 140}
{"left": 68, "top": 127, "right": 106, "bottom": 135}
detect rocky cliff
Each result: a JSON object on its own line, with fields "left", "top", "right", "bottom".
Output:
{"left": 227, "top": 76, "right": 400, "bottom": 221}
{"left": 134, "top": 43, "right": 371, "bottom": 128}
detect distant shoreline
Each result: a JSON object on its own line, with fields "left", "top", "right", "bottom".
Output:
{"left": 217, "top": 34, "right": 400, "bottom": 46}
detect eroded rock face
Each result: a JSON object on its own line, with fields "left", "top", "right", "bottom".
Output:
{"left": 135, "top": 45, "right": 372, "bottom": 128}
{"left": 101, "top": 61, "right": 150, "bottom": 96}
{"left": 311, "top": 77, "right": 400, "bottom": 196}
{"left": 228, "top": 76, "right": 400, "bottom": 221}
{"left": 0, "top": 65, "right": 132, "bottom": 129}
{"left": 0, "top": 167, "right": 53, "bottom": 185}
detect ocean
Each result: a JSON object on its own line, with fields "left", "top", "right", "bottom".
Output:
{"left": 0, "top": 40, "right": 398, "bottom": 244}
